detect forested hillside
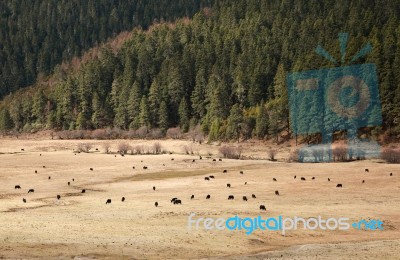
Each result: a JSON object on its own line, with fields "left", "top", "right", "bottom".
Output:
{"left": 1, "top": 0, "right": 400, "bottom": 142}
{"left": 0, "top": 0, "right": 212, "bottom": 98}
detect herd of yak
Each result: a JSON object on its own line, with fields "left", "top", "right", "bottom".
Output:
{"left": 13, "top": 149, "right": 394, "bottom": 212}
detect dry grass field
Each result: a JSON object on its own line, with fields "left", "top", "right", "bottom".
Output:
{"left": 0, "top": 138, "right": 399, "bottom": 259}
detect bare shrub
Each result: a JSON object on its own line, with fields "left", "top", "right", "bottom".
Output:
{"left": 167, "top": 127, "right": 182, "bottom": 139}
{"left": 332, "top": 145, "right": 347, "bottom": 162}
{"left": 133, "top": 145, "right": 145, "bottom": 155}
{"left": 148, "top": 128, "right": 164, "bottom": 139}
{"left": 381, "top": 147, "right": 400, "bottom": 163}
{"left": 153, "top": 142, "right": 163, "bottom": 154}
{"left": 267, "top": 147, "right": 278, "bottom": 161}
{"left": 135, "top": 126, "right": 148, "bottom": 139}
{"left": 182, "top": 144, "right": 194, "bottom": 155}
{"left": 189, "top": 125, "right": 204, "bottom": 143}
{"left": 91, "top": 129, "right": 107, "bottom": 139}
{"left": 219, "top": 145, "right": 242, "bottom": 159}
{"left": 77, "top": 143, "right": 92, "bottom": 153}
{"left": 118, "top": 142, "right": 131, "bottom": 154}
{"left": 102, "top": 142, "right": 111, "bottom": 154}
{"left": 311, "top": 148, "right": 325, "bottom": 162}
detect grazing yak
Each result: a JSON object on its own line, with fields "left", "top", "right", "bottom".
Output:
{"left": 312, "top": 177, "right": 315, "bottom": 180}
{"left": 227, "top": 183, "right": 231, "bottom": 188}
{"left": 48, "top": 176, "right": 51, "bottom": 180}
{"left": 106, "top": 199, "right": 112, "bottom": 204}
{"left": 81, "top": 189, "right": 86, "bottom": 193}
{"left": 43, "top": 166, "right": 46, "bottom": 168}
{"left": 275, "top": 190, "right": 280, "bottom": 196}
{"left": 143, "top": 166, "right": 148, "bottom": 170}
{"left": 365, "top": 169, "right": 369, "bottom": 172}
{"left": 171, "top": 198, "right": 177, "bottom": 203}
{"left": 212, "top": 159, "right": 216, "bottom": 162}
{"left": 23, "top": 198, "right": 26, "bottom": 203}
{"left": 328, "top": 178, "right": 331, "bottom": 181}
{"left": 294, "top": 175, "right": 296, "bottom": 179}
{"left": 72, "top": 178, "right": 74, "bottom": 182}
{"left": 155, "top": 202, "right": 158, "bottom": 207}
{"left": 245, "top": 182, "right": 247, "bottom": 185}
{"left": 390, "top": 173, "right": 393, "bottom": 176}
{"left": 35, "top": 170, "right": 37, "bottom": 173}
{"left": 153, "top": 186, "right": 156, "bottom": 191}
{"left": 242, "top": 196, "right": 248, "bottom": 201}
{"left": 173, "top": 199, "right": 182, "bottom": 205}
{"left": 90, "top": 168, "right": 93, "bottom": 171}
{"left": 171, "top": 158, "right": 174, "bottom": 161}
{"left": 204, "top": 177, "right": 210, "bottom": 181}
{"left": 191, "top": 195, "right": 194, "bottom": 200}
{"left": 28, "top": 189, "right": 34, "bottom": 193}
{"left": 132, "top": 166, "right": 135, "bottom": 169}
{"left": 273, "top": 178, "right": 277, "bottom": 181}
{"left": 219, "top": 159, "right": 222, "bottom": 161}
{"left": 122, "top": 197, "right": 125, "bottom": 202}
{"left": 68, "top": 182, "right": 70, "bottom": 186}
{"left": 260, "top": 205, "right": 266, "bottom": 211}
{"left": 228, "top": 195, "right": 234, "bottom": 200}
{"left": 206, "top": 195, "right": 211, "bottom": 199}
{"left": 15, "top": 185, "right": 21, "bottom": 189}
{"left": 223, "top": 170, "right": 227, "bottom": 173}
{"left": 240, "top": 171, "right": 244, "bottom": 174}
{"left": 192, "top": 159, "right": 195, "bottom": 162}
{"left": 252, "top": 194, "right": 256, "bottom": 198}
{"left": 209, "top": 175, "right": 215, "bottom": 179}
{"left": 199, "top": 156, "right": 202, "bottom": 160}
{"left": 336, "top": 184, "right": 343, "bottom": 188}
{"left": 57, "top": 195, "right": 61, "bottom": 200}
{"left": 301, "top": 177, "right": 306, "bottom": 181}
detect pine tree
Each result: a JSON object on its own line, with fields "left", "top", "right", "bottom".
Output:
{"left": 178, "top": 98, "right": 190, "bottom": 132}
{"left": 139, "top": 96, "right": 150, "bottom": 127}
{"left": 225, "top": 104, "right": 243, "bottom": 141}
{"left": 255, "top": 103, "right": 268, "bottom": 139}
{"left": 158, "top": 100, "right": 169, "bottom": 131}
{"left": 0, "top": 109, "right": 13, "bottom": 134}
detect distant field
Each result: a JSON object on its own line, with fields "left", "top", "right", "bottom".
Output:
{"left": 0, "top": 139, "right": 399, "bottom": 259}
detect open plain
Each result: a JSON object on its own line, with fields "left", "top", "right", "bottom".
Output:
{"left": 0, "top": 138, "right": 399, "bottom": 259}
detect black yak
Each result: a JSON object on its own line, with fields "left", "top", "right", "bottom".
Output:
{"left": 57, "top": 195, "right": 61, "bottom": 200}
{"left": 228, "top": 195, "right": 234, "bottom": 200}
{"left": 191, "top": 195, "right": 194, "bottom": 199}
{"left": 252, "top": 194, "right": 256, "bottom": 198}
{"left": 206, "top": 195, "right": 210, "bottom": 199}
{"left": 275, "top": 190, "right": 280, "bottom": 196}
{"left": 155, "top": 201, "right": 158, "bottom": 207}
{"left": 260, "top": 205, "right": 266, "bottom": 211}
{"left": 273, "top": 178, "right": 277, "bottom": 181}
{"left": 122, "top": 197, "right": 125, "bottom": 202}
{"left": 336, "top": 184, "right": 343, "bottom": 188}
{"left": 243, "top": 196, "right": 248, "bottom": 201}
{"left": 173, "top": 199, "right": 182, "bottom": 205}
{"left": 227, "top": 183, "right": 231, "bottom": 188}
{"left": 81, "top": 189, "right": 86, "bottom": 193}
{"left": 15, "top": 185, "right": 21, "bottom": 189}
{"left": 301, "top": 177, "right": 306, "bottom": 181}
{"left": 28, "top": 189, "right": 34, "bottom": 193}
{"left": 106, "top": 199, "right": 112, "bottom": 204}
